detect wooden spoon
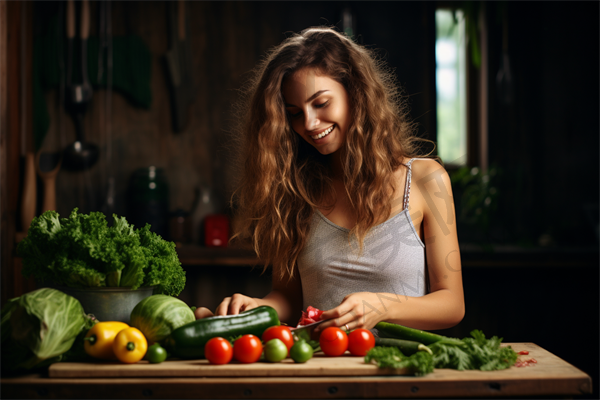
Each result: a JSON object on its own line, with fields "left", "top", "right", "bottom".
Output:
{"left": 35, "top": 150, "right": 62, "bottom": 212}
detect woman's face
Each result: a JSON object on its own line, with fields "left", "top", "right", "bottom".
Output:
{"left": 282, "top": 68, "right": 351, "bottom": 155}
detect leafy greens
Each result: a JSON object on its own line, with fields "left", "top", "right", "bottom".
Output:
{"left": 17, "top": 209, "right": 186, "bottom": 296}
{"left": 365, "top": 346, "right": 434, "bottom": 376}
{"left": 366, "top": 329, "right": 519, "bottom": 376}
{"left": 1, "top": 288, "right": 95, "bottom": 372}
{"left": 429, "top": 329, "right": 518, "bottom": 371}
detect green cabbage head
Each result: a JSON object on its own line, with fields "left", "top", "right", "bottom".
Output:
{"left": 1, "top": 288, "right": 91, "bottom": 371}
{"left": 130, "top": 294, "right": 195, "bottom": 344}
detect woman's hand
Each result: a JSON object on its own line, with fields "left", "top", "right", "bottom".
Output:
{"left": 316, "top": 292, "right": 387, "bottom": 332}
{"left": 214, "top": 293, "right": 260, "bottom": 316}
{"left": 194, "top": 307, "right": 214, "bottom": 320}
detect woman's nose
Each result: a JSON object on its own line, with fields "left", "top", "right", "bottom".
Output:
{"left": 304, "top": 108, "right": 320, "bottom": 131}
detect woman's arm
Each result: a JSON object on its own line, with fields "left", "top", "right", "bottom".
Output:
{"left": 318, "top": 160, "right": 464, "bottom": 332}
{"left": 213, "top": 265, "right": 304, "bottom": 326}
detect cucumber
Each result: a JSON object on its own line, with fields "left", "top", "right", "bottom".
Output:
{"left": 374, "top": 337, "right": 433, "bottom": 356}
{"left": 163, "top": 306, "right": 280, "bottom": 359}
{"left": 375, "top": 321, "right": 463, "bottom": 345}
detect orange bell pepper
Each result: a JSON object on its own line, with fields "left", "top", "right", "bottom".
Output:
{"left": 84, "top": 321, "right": 130, "bottom": 360}
{"left": 113, "top": 327, "right": 148, "bottom": 364}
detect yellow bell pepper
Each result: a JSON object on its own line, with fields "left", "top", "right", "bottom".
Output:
{"left": 84, "top": 321, "right": 130, "bottom": 360}
{"left": 113, "top": 327, "right": 148, "bottom": 364}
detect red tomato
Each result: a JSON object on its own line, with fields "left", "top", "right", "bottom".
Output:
{"left": 204, "top": 337, "right": 233, "bottom": 365}
{"left": 306, "top": 306, "right": 324, "bottom": 320}
{"left": 262, "top": 326, "right": 294, "bottom": 352}
{"left": 347, "top": 329, "right": 375, "bottom": 356}
{"left": 233, "top": 334, "right": 263, "bottom": 364}
{"left": 298, "top": 306, "right": 324, "bottom": 326}
{"left": 319, "top": 327, "right": 348, "bottom": 356}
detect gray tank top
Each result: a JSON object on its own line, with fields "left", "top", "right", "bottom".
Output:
{"left": 297, "top": 158, "right": 428, "bottom": 312}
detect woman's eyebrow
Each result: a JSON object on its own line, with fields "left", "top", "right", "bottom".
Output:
{"left": 285, "top": 90, "right": 330, "bottom": 107}
{"left": 305, "top": 89, "right": 329, "bottom": 102}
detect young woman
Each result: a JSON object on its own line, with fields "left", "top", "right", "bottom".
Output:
{"left": 197, "top": 27, "right": 464, "bottom": 333}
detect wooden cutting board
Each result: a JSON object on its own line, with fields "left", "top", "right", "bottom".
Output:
{"left": 48, "top": 343, "right": 570, "bottom": 380}
{"left": 49, "top": 351, "right": 409, "bottom": 378}
{"left": 6, "top": 344, "right": 592, "bottom": 399}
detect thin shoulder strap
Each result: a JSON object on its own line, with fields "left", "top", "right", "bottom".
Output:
{"left": 402, "top": 158, "right": 430, "bottom": 210}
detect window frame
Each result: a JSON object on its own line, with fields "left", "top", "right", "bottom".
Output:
{"left": 435, "top": 3, "right": 488, "bottom": 172}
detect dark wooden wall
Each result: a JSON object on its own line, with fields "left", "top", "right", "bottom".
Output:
{"left": 32, "top": 1, "right": 438, "bottom": 241}
{"left": 34, "top": 2, "right": 284, "bottom": 237}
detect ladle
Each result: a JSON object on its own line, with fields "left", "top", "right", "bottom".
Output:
{"left": 63, "top": 0, "right": 99, "bottom": 171}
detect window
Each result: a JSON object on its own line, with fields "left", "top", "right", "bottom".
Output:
{"left": 435, "top": 9, "right": 467, "bottom": 166}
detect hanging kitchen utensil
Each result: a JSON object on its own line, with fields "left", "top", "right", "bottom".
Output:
{"left": 63, "top": 0, "right": 99, "bottom": 171}
{"left": 98, "top": 0, "right": 116, "bottom": 215}
{"left": 35, "top": 150, "right": 62, "bottom": 212}
{"left": 164, "top": 0, "right": 195, "bottom": 133}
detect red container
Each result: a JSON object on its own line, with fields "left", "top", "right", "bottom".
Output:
{"left": 204, "top": 214, "right": 229, "bottom": 247}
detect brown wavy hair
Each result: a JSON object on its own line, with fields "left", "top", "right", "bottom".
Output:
{"left": 229, "top": 27, "right": 432, "bottom": 281}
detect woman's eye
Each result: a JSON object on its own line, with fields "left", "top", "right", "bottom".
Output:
{"left": 288, "top": 110, "right": 303, "bottom": 119}
{"left": 314, "top": 100, "right": 330, "bottom": 109}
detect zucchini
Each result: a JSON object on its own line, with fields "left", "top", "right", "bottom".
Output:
{"left": 374, "top": 337, "right": 433, "bottom": 356}
{"left": 163, "top": 306, "right": 280, "bottom": 359}
{"left": 375, "top": 321, "right": 463, "bottom": 345}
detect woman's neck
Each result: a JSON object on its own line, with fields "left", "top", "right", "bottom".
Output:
{"left": 329, "top": 148, "right": 345, "bottom": 181}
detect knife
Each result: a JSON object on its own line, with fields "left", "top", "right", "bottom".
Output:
{"left": 290, "top": 319, "right": 330, "bottom": 342}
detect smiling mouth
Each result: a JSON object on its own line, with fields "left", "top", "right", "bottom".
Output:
{"left": 310, "top": 125, "right": 335, "bottom": 140}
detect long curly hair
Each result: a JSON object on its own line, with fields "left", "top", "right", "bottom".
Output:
{"left": 230, "top": 27, "right": 432, "bottom": 281}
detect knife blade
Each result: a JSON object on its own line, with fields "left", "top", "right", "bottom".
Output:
{"left": 290, "top": 319, "right": 330, "bottom": 342}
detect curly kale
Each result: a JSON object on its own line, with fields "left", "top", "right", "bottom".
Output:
{"left": 18, "top": 209, "right": 186, "bottom": 296}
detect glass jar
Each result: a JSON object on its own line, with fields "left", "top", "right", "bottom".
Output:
{"left": 127, "top": 166, "right": 169, "bottom": 238}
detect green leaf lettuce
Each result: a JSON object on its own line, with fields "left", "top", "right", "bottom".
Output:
{"left": 17, "top": 209, "right": 186, "bottom": 296}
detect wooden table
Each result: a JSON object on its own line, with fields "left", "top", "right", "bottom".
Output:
{"left": 1, "top": 343, "right": 592, "bottom": 399}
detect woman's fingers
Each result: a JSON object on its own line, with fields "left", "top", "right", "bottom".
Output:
{"left": 194, "top": 307, "right": 214, "bottom": 320}
{"left": 320, "top": 306, "right": 344, "bottom": 321}
{"left": 214, "top": 297, "right": 232, "bottom": 316}
{"left": 316, "top": 306, "right": 359, "bottom": 333}
{"left": 228, "top": 293, "right": 258, "bottom": 315}
{"left": 315, "top": 292, "right": 380, "bottom": 332}
{"left": 215, "top": 294, "right": 258, "bottom": 316}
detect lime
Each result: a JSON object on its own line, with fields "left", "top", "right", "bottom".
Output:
{"left": 146, "top": 343, "right": 167, "bottom": 364}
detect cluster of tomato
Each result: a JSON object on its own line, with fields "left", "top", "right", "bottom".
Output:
{"left": 319, "top": 327, "right": 376, "bottom": 357}
{"left": 83, "top": 321, "right": 167, "bottom": 364}
{"left": 205, "top": 325, "right": 311, "bottom": 365}
{"left": 205, "top": 325, "right": 376, "bottom": 365}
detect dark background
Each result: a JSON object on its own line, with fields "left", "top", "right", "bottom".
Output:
{"left": 10, "top": 1, "right": 600, "bottom": 398}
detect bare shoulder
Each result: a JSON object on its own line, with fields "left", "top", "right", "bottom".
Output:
{"left": 392, "top": 157, "right": 448, "bottom": 200}
{"left": 407, "top": 158, "right": 453, "bottom": 217}
{"left": 410, "top": 158, "right": 446, "bottom": 181}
